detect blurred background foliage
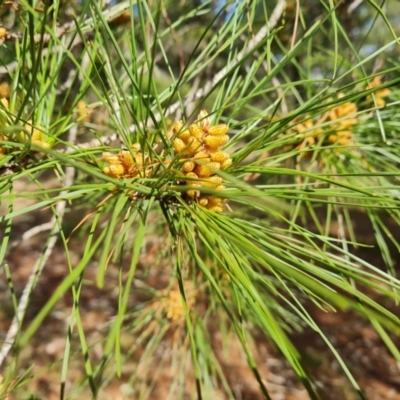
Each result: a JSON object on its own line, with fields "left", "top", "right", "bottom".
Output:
{"left": 1, "top": 0, "right": 400, "bottom": 399}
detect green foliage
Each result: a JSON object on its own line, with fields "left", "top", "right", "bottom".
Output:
{"left": 0, "top": 0, "right": 400, "bottom": 399}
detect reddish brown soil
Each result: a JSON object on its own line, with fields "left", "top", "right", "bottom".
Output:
{"left": 1, "top": 200, "right": 399, "bottom": 400}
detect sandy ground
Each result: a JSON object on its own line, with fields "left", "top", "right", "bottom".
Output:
{"left": 1, "top": 181, "right": 399, "bottom": 400}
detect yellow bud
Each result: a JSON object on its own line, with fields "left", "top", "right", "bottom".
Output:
{"left": 131, "top": 143, "right": 141, "bottom": 151}
{"left": 119, "top": 151, "right": 134, "bottom": 168}
{"left": 337, "top": 138, "right": 351, "bottom": 145}
{"left": 187, "top": 189, "right": 200, "bottom": 198}
{"left": 77, "top": 100, "right": 94, "bottom": 123}
{"left": 204, "top": 135, "right": 229, "bottom": 148}
{"left": 103, "top": 152, "right": 120, "bottom": 164}
{"left": 375, "top": 97, "right": 386, "bottom": 108}
{"left": 337, "top": 132, "right": 352, "bottom": 145}
{"left": 0, "top": 82, "right": 10, "bottom": 99}
{"left": 208, "top": 204, "right": 224, "bottom": 212}
{"left": 195, "top": 157, "right": 211, "bottom": 165}
{"left": 185, "top": 170, "right": 201, "bottom": 195}
{"left": 221, "top": 158, "right": 232, "bottom": 169}
{"left": 327, "top": 134, "right": 336, "bottom": 143}
{"left": 182, "top": 160, "right": 195, "bottom": 172}
{"left": 189, "top": 124, "right": 204, "bottom": 140}
{"left": 195, "top": 162, "right": 221, "bottom": 177}
{"left": 171, "top": 120, "right": 183, "bottom": 133}
{"left": 210, "top": 151, "right": 230, "bottom": 163}
{"left": 199, "top": 176, "right": 223, "bottom": 188}
{"left": 179, "top": 130, "right": 191, "bottom": 143}
{"left": 196, "top": 110, "right": 210, "bottom": 130}
{"left": 103, "top": 164, "right": 126, "bottom": 177}
{"left": 207, "top": 197, "right": 224, "bottom": 207}
{"left": 32, "top": 140, "right": 50, "bottom": 149}
{"left": 208, "top": 124, "right": 229, "bottom": 136}
{"left": 31, "top": 129, "right": 45, "bottom": 142}
{"left": 0, "top": 28, "right": 7, "bottom": 39}
{"left": 185, "top": 172, "right": 199, "bottom": 185}
{"left": 173, "top": 138, "right": 186, "bottom": 153}
{"left": 215, "top": 185, "right": 225, "bottom": 191}
{"left": 185, "top": 137, "right": 202, "bottom": 154}
{"left": 198, "top": 197, "right": 209, "bottom": 206}
{"left": 132, "top": 152, "right": 144, "bottom": 165}
{"left": 185, "top": 171, "right": 198, "bottom": 179}
{"left": 193, "top": 151, "right": 210, "bottom": 159}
